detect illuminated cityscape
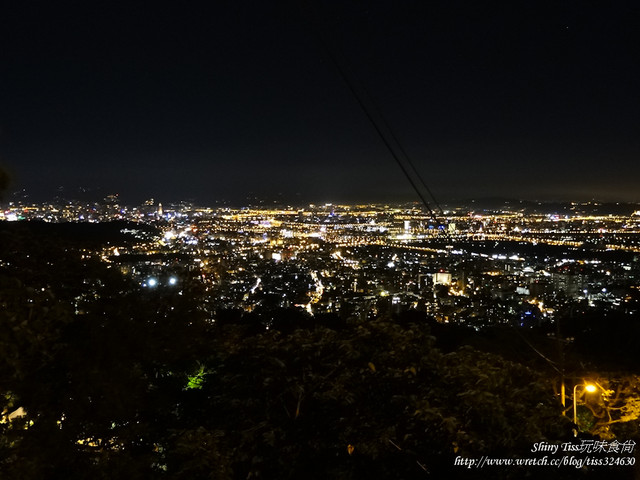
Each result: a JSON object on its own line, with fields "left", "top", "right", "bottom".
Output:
{"left": 3, "top": 197, "right": 640, "bottom": 327}
{"left": 3, "top": 194, "right": 640, "bottom": 478}
{"left": 2, "top": 0, "right": 640, "bottom": 478}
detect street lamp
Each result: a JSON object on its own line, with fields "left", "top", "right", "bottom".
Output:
{"left": 573, "top": 382, "right": 598, "bottom": 435}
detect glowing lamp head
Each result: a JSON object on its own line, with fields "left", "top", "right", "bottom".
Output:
{"left": 147, "top": 277, "right": 158, "bottom": 287}
{"left": 168, "top": 276, "right": 178, "bottom": 286}
{"left": 585, "top": 384, "right": 597, "bottom": 393}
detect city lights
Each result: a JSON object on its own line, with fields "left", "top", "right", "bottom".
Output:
{"left": 3, "top": 198, "right": 640, "bottom": 327}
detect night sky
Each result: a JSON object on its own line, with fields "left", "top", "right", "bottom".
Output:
{"left": 2, "top": 1, "right": 639, "bottom": 205}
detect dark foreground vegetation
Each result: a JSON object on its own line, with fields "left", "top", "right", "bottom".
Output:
{"left": 1, "top": 223, "right": 638, "bottom": 479}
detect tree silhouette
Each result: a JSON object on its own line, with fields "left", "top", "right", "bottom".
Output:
{"left": 1, "top": 223, "right": 637, "bottom": 479}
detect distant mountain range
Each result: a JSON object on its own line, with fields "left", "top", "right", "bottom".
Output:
{"left": 443, "top": 197, "right": 640, "bottom": 215}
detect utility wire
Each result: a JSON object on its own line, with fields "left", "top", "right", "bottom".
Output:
{"left": 381, "top": 118, "right": 445, "bottom": 218}
{"left": 301, "top": 1, "right": 441, "bottom": 221}
{"left": 511, "top": 327, "right": 563, "bottom": 375}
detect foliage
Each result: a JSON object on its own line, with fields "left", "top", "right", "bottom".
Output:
{"left": 3, "top": 224, "right": 633, "bottom": 479}
{"left": 572, "top": 375, "right": 640, "bottom": 440}
{"left": 0, "top": 228, "right": 210, "bottom": 479}
{"left": 174, "top": 316, "right": 573, "bottom": 479}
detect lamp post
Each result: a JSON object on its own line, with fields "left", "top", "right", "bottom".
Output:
{"left": 573, "top": 383, "right": 597, "bottom": 434}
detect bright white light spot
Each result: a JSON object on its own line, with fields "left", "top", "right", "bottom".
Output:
{"left": 169, "top": 276, "right": 178, "bottom": 286}
{"left": 148, "top": 278, "right": 158, "bottom": 287}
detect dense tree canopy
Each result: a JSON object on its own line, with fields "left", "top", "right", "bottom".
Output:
{"left": 1, "top": 223, "right": 638, "bottom": 479}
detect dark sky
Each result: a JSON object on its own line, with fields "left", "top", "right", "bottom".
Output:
{"left": 2, "top": 1, "right": 639, "bottom": 205}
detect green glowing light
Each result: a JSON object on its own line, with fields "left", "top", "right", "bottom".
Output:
{"left": 186, "top": 365, "right": 206, "bottom": 390}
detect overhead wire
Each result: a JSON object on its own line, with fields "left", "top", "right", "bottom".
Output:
{"left": 300, "top": 1, "right": 443, "bottom": 222}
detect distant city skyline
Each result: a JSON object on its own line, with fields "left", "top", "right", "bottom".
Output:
{"left": 4, "top": 171, "right": 640, "bottom": 207}
{"left": 5, "top": 185, "right": 640, "bottom": 214}
{"left": 2, "top": 2, "right": 639, "bottom": 205}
